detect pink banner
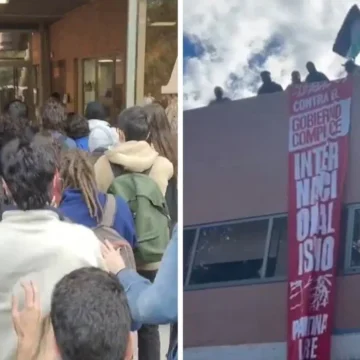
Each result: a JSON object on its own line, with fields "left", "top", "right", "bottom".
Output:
{"left": 287, "top": 79, "right": 352, "bottom": 360}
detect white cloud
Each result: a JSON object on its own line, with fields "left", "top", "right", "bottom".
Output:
{"left": 183, "top": 0, "right": 355, "bottom": 109}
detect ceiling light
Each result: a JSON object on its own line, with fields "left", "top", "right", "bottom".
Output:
{"left": 150, "top": 22, "right": 176, "bottom": 27}
{"left": 0, "top": 0, "right": 9, "bottom": 4}
{"left": 98, "top": 59, "right": 121, "bottom": 63}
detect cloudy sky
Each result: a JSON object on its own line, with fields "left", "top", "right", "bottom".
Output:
{"left": 183, "top": 0, "right": 356, "bottom": 109}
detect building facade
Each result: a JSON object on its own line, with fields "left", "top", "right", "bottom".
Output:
{"left": 31, "top": 0, "right": 178, "bottom": 116}
{"left": 0, "top": 0, "right": 177, "bottom": 120}
{"left": 183, "top": 79, "right": 360, "bottom": 359}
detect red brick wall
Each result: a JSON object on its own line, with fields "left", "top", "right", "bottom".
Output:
{"left": 184, "top": 78, "right": 360, "bottom": 226}
{"left": 184, "top": 274, "right": 360, "bottom": 347}
{"left": 32, "top": 0, "right": 128, "bottom": 111}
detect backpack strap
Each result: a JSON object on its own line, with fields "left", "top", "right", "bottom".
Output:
{"left": 111, "top": 162, "right": 152, "bottom": 178}
{"left": 110, "top": 162, "right": 126, "bottom": 178}
{"left": 100, "top": 194, "right": 117, "bottom": 228}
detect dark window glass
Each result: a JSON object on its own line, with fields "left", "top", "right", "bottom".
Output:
{"left": 268, "top": 217, "right": 288, "bottom": 277}
{"left": 183, "top": 229, "right": 196, "bottom": 284}
{"left": 351, "top": 209, "right": 360, "bottom": 267}
{"left": 189, "top": 220, "right": 269, "bottom": 285}
{"left": 338, "top": 208, "right": 348, "bottom": 272}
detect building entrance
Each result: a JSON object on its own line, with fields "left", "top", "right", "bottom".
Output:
{"left": 0, "top": 61, "right": 35, "bottom": 111}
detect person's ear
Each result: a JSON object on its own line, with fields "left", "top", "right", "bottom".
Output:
{"left": 40, "top": 316, "right": 59, "bottom": 359}
{"left": 124, "top": 332, "right": 135, "bottom": 360}
{"left": 50, "top": 170, "right": 62, "bottom": 207}
{"left": 117, "top": 129, "right": 125, "bottom": 143}
{"left": 2, "top": 178, "right": 12, "bottom": 199}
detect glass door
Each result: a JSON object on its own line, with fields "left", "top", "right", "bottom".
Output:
{"left": 0, "top": 61, "right": 35, "bottom": 120}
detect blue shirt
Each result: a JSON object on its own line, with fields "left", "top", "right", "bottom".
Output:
{"left": 59, "top": 189, "right": 136, "bottom": 247}
{"left": 118, "top": 225, "right": 178, "bottom": 359}
{"left": 74, "top": 136, "right": 90, "bottom": 151}
{"left": 50, "top": 131, "right": 76, "bottom": 149}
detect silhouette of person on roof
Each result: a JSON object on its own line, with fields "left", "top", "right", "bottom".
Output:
{"left": 208, "top": 86, "right": 230, "bottom": 105}
{"left": 257, "top": 71, "right": 283, "bottom": 95}
{"left": 305, "top": 62, "right": 329, "bottom": 83}
{"left": 291, "top": 71, "right": 302, "bottom": 85}
{"left": 343, "top": 59, "right": 360, "bottom": 76}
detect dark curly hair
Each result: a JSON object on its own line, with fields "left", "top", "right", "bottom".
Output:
{"left": 0, "top": 134, "right": 57, "bottom": 210}
{"left": 66, "top": 112, "right": 90, "bottom": 139}
{"left": 42, "top": 99, "right": 66, "bottom": 132}
{"left": 4, "top": 99, "right": 29, "bottom": 119}
{"left": 0, "top": 113, "right": 33, "bottom": 153}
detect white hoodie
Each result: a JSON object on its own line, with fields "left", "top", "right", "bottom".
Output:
{"left": 0, "top": 210, "right": 105, "bottom": 360}
{"left": 88, "top": 119, "right": 110, "bottom": 131}
{"left": 88, "top": 119, "right": 119, "bottom": 152}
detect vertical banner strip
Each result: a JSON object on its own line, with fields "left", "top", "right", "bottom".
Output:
{"left": 287, "top": 79, "right": 352, "bottom": 360}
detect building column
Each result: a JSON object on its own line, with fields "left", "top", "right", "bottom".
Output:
{"left": 39, "top": 23, "right": 51, "bottom": 107}
{"left": 125, "top": 0, "right": 138, "bottom": 108}
{"left": 135, "top": 0, "right": 147, "bottom": 105}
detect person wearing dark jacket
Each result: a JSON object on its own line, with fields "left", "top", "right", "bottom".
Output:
{"left": 305, "top": 62, "right": 329, "bottom": 83}
{"left": 208, "top": 86, "right": 230, "bottom": 105}
{"left": 59, "top": 149, "right": 137, "bottom": 247}
{"left": 66, "top": 113, "right": 90, "bottom": 151}
{"left": 343, "top": 59, "right": 360, "bottom": 77}
{"left": 291, "top": 71, "right": 302, "bottom": 85}
{"left": 257, "top": 71, "right": 283, "bottom": 95}
{"left": 42, "top": 99, "right": 76, "bottom": 150}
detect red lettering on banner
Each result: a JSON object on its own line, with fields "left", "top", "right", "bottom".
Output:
{"left": 287, "top": 79, "right": 352, "bottom": 360}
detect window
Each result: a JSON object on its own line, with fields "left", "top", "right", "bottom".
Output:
{"left": 183, "top": 229, "right": 197, "bottom": 284}
{"left": 97, "top": 59, "right": 114, "bottom": 119}
{"left": 187, "top": 216, "right": 288, "bottom": 286}
{"left": 269, "top": 217, "right": 288, "bottom": 277}
{"left": 83, "top": 59, "right": 96, "bottom": 111}
{"left": 136, "top": 0, "right": 177, "bottom": 104}
{"left": 81, "top": 57, "right": 125, "bottom": 120}
{"left": 348, "top": 207, "right": 360, "bottom": 268}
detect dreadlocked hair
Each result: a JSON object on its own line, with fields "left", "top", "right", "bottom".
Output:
{"left": 60, "top": 149, "right": 102, "bottom": 221}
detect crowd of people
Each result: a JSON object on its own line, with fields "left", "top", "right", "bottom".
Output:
{"left": 0, "top": 95, "right": 178, "bottom": 360}
{"left": 209, "top": 59, "right": 360, "bottom": 104}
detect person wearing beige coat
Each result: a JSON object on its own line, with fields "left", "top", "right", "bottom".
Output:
{"left": 93, "top": 106, "right": 174, "bottom": 196}
{"left": 94, "top": 140, "right": 173, "bottom": 195}
{"left": 93, "top": 106, "right": 173, "bottom": 360}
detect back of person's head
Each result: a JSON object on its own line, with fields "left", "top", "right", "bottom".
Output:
{"left": 0, "top": 113, "right": 31, "bottom": 152}
{"left": 51, "top": 92, "right": 62, "bottom": 102}
{"left": 42, "top": 99, "right": 66, "bottom": 132}
{"left": 306, "top": 61, "right": 316, "bottom": 73}
{"left": 144, "top": 103, "right": 177, "bottom": 177}
{"left": 85, "top": 101, "right": 107, "bottom": 121}
{"left": 66, "top": 113, "right": 90, "bottom": 140}
{"left": 1, "top": 134, "right": 57, "bottom": 210}
{"left": 60, "top": 149, "right": 101, "bottom": 220}
{"left": 4, "top": 99, "right": 29, "bottom": 119}
{"left": 214, "top": 86, "right": 223, "bottom": 99}
{"left": 115, "top": 106, "right": 149, "bottom": 141}
{"left": 89, "top": 125, "right": 119, "bottom": 152}
{"left": 51, "top": 267, "right": 132, "bottom": 360}
{"left": 344, "top": 60, "right": 355, "bottom": 73}
{"left": 260, "top": 71, "right": 271, "bottom": 83}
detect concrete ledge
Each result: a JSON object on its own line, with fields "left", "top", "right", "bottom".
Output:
{"left": 184, "top": 333, "right": 360, "bottom": 360}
